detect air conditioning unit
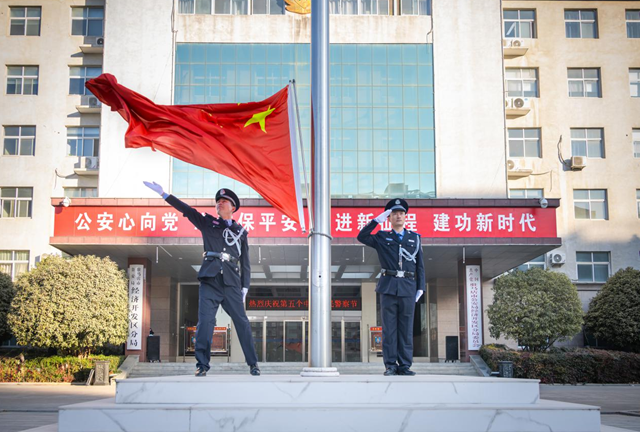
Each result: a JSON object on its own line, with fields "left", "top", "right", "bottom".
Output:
{"left": 507, "top": 159, "right": 517, "bottom": 171}
{"left": 80, "top": 94, "right": 101, "bottom": 107}
{"left": 509, "top": 38, "right": 524, "bottom": 48}
{"left": 506, "top": 97, "right": 530, "bottom": 109}
{"left": 507, "top": 158, "right": 533, "bottom": 178}
{"left": 570, "top": 156, "right": 587, "bottom": 170}
{"left": 80, "top": 156, "right": 99, "bottom": 170}
{"left": 96, "top": 37, "right": 105, "bottom": 46}
{"left": 548, "top": 251, "right": 566, "bottom": 266}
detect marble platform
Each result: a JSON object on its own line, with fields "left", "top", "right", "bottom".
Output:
{"left": 58, "top": 375, "right": 601, "bottom": 432}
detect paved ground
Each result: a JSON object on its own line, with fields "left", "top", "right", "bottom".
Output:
{"left": 540, "top": 384, "right": 640, "bottom": 432}
{"left": 1, "top": 382, "right": 639, "bottom": 432}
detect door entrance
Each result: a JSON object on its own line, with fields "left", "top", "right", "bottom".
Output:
{"left": 250, "top": 317, "right": 361, "bottom": 362}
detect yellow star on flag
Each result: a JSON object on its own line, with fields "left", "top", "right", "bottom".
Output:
{"left": 244, "top": 106, "right": 275, "bottom": 133}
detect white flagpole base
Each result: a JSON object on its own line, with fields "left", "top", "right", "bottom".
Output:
{"left": 300, "top": 367, "right": 340, "bottom": 377}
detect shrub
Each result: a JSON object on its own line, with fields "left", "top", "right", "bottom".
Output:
{"left": 0, "top": 273, "right": 14, "bottom": 341}
{"left": 487, "top": 268, "right": 583, "bottom": 352}
{"left": 7, "top": 255, "right": 128, "bottom": 356}
{"left": 584, "top": 267, "right": 640, "bottom": 353}
{"left": 0, "top": 354, "right": 123, "bottom": 383}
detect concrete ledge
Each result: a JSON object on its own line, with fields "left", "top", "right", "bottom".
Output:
{"left": 111, "top": 355, "right": 139, "bottom": 384}
{"left": 470, "top": 355, "right": 492, "bottom": 377}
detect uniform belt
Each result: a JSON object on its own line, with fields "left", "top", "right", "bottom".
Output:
{"left": 381, "top": 269, "right": 415, "bottom": 279}
{"left": 203, "top": 251, "right": 239, "bottom": 264}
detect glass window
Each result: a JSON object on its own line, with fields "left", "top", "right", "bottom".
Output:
{"left": 400, "top": 0, "right": 430, "bottom": 15}
{"left": 3, "top": 126, "right": 35, "bottom": 156}
{"left": 565, "top": 9, "right": 598, "bottom": 38}
{"left": 0, "top": 250, "right": 29, "bottom": 281}
{"left": 71, "top": 7, "right": 104, "bottom": 36}
{"left": 515, "top": 254, "right": 545, "bottom": 272}
{"left": 509, "top": 189, "right": 543, "bottom": 199}
{"left": 9, "top": 6, "right": 41, "bottom": 36}
{"left": 64, "top": 187, "right": 98, "bottom": 198}
{"left": 212, "top": 0, "right": 248, "bottom": 14}
{"left": 571, "top": 128, "right": 604, "bottom": 158}
{"left": 568, "top": 68, "right": 600, "bottom": 98}
{"left": 574, "top": 189, "right": 608, "bottom": 220}
{"left": 504, "top": 9, "right": 536, "bottom": 38}
{"left": 631, "top": 69, "right": 640, "bottom": 98}
{"left": 627, "top": 10, "right": 640, "bottom": 38}
{"left": 505, "top": 68, "right": 538, "bottom": 98}
{"left": 253, "top": 0, "right": 285, "bottom": 14}
{"left": 6, "top": 66, "right": 38, "bottom": 95}
{"left": 508, "top": 128, "right": 540, "bottom": 158}
{"left": 69, "top": 66, "right": 102, "bottom": 95}
{"left": 0, "top": 187, "right": 33, "bottom": 218}
{"left": 577, "top": 252, "right": 610, "bottom": 283}
{"left": 637, "top": 190, "right": 640, "bottom": 218}
{"left": 67, "top": 127, "right": 100, "bottom": 157}
{"left": 634, "top": 129, "right": 640, "bottom": 158}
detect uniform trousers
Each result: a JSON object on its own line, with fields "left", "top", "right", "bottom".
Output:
{"left": 379, "top": 293, "right": 415, "bottom": 369}
{"left": 195, "top": 274, "right": 258, "bottom": 370}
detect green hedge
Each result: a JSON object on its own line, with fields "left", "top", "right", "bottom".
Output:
{"left": 0, "top": 355, "right": 124, "bottom": 383}
{"left": 480, "top": 345, "right": 640, "bottom": 384}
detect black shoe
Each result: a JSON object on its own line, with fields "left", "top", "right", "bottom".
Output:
{"left": 384, "top": 367, "right": 398, "bottom": 376}
{"left": 250, "top": 364, "right": 261, "bottom": 376}
{"left": 397, "top": 368, "right": 416, "bottom": 376}
{"left": 195, "top": 367, "right": 207, "bottom": 377}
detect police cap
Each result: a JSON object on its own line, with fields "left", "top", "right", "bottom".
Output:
{"left": 215, "top": 188, "right": 240, "bottom": 212}
{"left": 385, "top": 198, "right": 409, "bottom": 213}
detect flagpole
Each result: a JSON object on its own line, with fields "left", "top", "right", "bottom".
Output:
{"left": 290, "top": 80, "right": 313, "bottom": 232}
{"left": 301, "top": 0, "right": 337, "bottom": 376}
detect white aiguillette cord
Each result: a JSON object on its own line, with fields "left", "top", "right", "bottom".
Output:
{"left": 223, "top": 226, "right": 245, "bottom": 256}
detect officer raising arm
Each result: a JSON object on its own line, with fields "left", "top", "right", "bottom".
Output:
{"left": 144, "top": 181, "right": 260, "bottom": 377}
{"left": 357, "top": 199, "right": 425, "bottom": 376}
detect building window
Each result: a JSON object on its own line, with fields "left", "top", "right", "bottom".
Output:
{"left": 69, "top": 67, "right": 102, "bottom": 95}
{"left": 67, "top": 127, "right": 100, "bottom": 157}
{"left": 631, "top": 69, "right": 640, "bottom": 98}
{"left": 565, "top": 10, "right": 598, "bottom": 38}
{"left": 0, "top": 250, "right": 29, "bottom": 281}
{"left": 634, "top": 129, "right": 640, "bottom": 158}
{"left": 71, "top": 7, "right": 104, "bottom": 36}
{"left": 637, "top": 190, "right": 640, "bottom": 218}
{"left": 568, "top": 68, "right": 600, "bottom": 98}
{"left": 9, "top": 6, "right": 41, "bottom": 36}
{"left": 399, "top": 0, "right": 429, "bottom": 16}
{"left": 506, "top": 68, "right": 538, "bottom": 98}
{"left": 0, "top": 187, "right": 33, "bottom": 218}
{"left": 6, "top": 66, "right": 38, "bottom": 95}
{"left": 574, "top": 189, "right": 607, "bottom": 220}
{"left": 515, "top": 254, "right": 545, "bottom": 272}
{"left": 508, "top": 128, "right": 541, "bottom": 158}
{"left": 64, "top": 187, "right": 98, "bottom": 198}
{"left": 577, "top": 252, "right": 610, "bottom": 283}
{"left": 3, "top": 126, "right": 35, "bottom": 156}
{"left": 627, "top": 10, "right": 640, "bottom": 38}
{"left": 504, "top": 10, "right": 536, "bottom": 38}
{"left": 509, "top": 189, "right": 543, "bottom": 199}
{"left": 253, "top": 0, "right": 286, "bottom": 14}
{"left": 571, "top": 128, "right": 604, "bottom": 158}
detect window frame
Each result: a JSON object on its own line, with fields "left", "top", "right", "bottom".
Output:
{"left": 505, "top": 68, "right": 538, "bottom": 98}
{"left": 69, "top": 66, "right": 102, "bottom": 96}
{"left": 637, "top": 189, "right": 640, "bottom": 218}
{"left": 0, "top": 250, "right": 29, "bottom": 281}
{"left": 634, "top": 129, "right": 640, "bottom": 158}
{"left": 573, "top": 189, "right": 608, "bottom": 220}
{"left": 0, "top": 187, "right": 33, "bottom": 218}
{"left": 3, "top": 126, "right": 36, "bottom": 156}
{"left": 503, "top": 9, "right": 536, "bottom": 39}
{"left": 565, "top": 9, "right": 598, "bottom": 39}
{"left": 567, "top": 68, "right": 601, "bottom": 98}
{"left": 515, "top": 254, "right": 546, "bottom": 272}
{"left": 70, "top": 6, "right": 104, "bottom": 36}
{"left": 399, "top": 0, "right": 429, "bottom": 16}
{"left": 630, "top": 68, "right": 640, "bottom": 98}
{"left": 6, "top": 66, "right": 39, "bottom": 95}
{"left": 508, "top": 128, "right": 541, "bottom": 158}
{"left": 576, "top": 252, "right": 610, "bottom": 283}
{"left": 63, "top": 187, "right": 98, "bottom": 198}
{"left": 67, "top": 126, "right": 100, "bottom": 157}
{"left": 570, "top": 128, "right": 605, "bottom": 159}
{"left": 627, "top": 10, "right": 640, "bottom": 38}
{"left": 509, "top": 189, "right": 543, "bottom": 199}
{"left": 9, "top": 6, "right": 41, "bottom": 36}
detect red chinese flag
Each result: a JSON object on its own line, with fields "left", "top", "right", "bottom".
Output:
{"left": 86, "top": 73, "right": 305, "bottom": 229}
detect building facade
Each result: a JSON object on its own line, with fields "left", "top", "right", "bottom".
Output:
{"left": 1, "top": 0, "right": 638, "bottom": 361}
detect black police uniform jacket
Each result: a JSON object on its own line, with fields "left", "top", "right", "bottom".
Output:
{"left": 165, "top": 195, "right": 250, "bottom": 288}
{"left": 357, "top": 220, "right": 425, "bottom": 297}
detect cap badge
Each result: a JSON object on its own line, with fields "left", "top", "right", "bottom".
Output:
{"left": 395, "top": 199, "right": 400, "bottom": 204}
{"left": 220, "top": 189, "right": 226, "bottom": 195}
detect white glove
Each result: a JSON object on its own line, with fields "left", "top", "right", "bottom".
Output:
{"left": 374, "top": 209, "right": 392, "bottom": 224}
{"left": 143, "top": 181, "right": 164, "bottom": 196}
{"left": 242, "top": 287, "right": 248, "bottom": 303}
{"left": 415, "top": 290, "right": 424, "bottom": 303}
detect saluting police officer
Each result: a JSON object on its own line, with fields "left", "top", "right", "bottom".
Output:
{"left": 357, "top": 199, "right": 425, "bottom": 376}
{"left": 144, "top": 181, "right": 260, "bottom": 377}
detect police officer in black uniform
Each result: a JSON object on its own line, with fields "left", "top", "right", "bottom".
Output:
{"left": 357, "top": 199, "right": 425, "bottom": 376}
{"left": 144, "top": 181, "right": 260, "bottom": 377}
